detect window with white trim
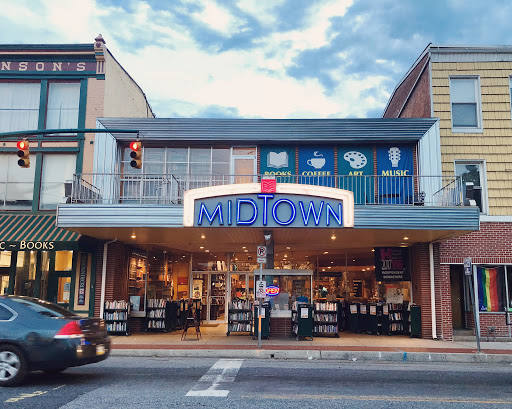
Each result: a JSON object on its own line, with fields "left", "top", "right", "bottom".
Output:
{"left": 0, "top": 83, "right": 40, "bottom": 132}
{"left": 40, "top": 154, "right": 77, "bottom": 210}
{"left": 449, "top": 77, "right": 482, "bottom": 132}
{"left": 46, "top": 83, "right": 80, "bottom": 131}
{"left": 455, "top": 160, "right": 486, "bottom": 214}
{"left": 0, "top": 153, "right": 35, "bottom": 210}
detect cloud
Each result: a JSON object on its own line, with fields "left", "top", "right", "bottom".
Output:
{"left": 1, "top": 0, "right": 512, "bottom": 119}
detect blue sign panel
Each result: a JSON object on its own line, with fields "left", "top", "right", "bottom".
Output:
{"left": 376, "top": 145, "right": 414, "bottom": 204}
{"left": 337, "top": 146, "right": 374, "bottom": 204}
{"left": 298, "top": 146, "right": 334, "bottom": 187}
{"left": 260, "top": 145, "right": 295, "bottom": 183}
{"left": 194, "top": 194, "right": 344, "bottom": 228}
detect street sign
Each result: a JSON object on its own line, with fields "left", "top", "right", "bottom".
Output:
{"left": 257, "top": 246, "right": 267, "bottom": 257}
{"left": 256, "top": 280, "right": 266, "bottom": 298}
{"left": 464, "top": 257, "right": 472, "bottom": 276}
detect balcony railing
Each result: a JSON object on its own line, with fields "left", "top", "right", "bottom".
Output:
{"left": 68, "top": 173, "right": 465, "bottom": 207}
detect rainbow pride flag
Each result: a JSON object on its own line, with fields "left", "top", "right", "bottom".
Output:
{"left": 477, "top": 267, "right": 503, "bottom": 312}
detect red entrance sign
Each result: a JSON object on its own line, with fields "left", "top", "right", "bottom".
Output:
{"left": 261, "top": 178, "right": 276, "bottom": 193}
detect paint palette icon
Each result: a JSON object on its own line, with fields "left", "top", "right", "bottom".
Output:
{"left": 343, "top": 151, "right": 367, "bottom": 169}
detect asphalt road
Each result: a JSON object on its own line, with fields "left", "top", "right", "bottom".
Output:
{"left": 0, "top": 357, "right": 511, "bottom": 408}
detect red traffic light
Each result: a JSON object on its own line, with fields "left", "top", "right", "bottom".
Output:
{"left": 17, "top": 140, "right": 29, "bottom": 150}
{"left": 17, "top": 139, "right": 30, "bottom": 168}
{"left": 129, "top": 140, "right": 142, "bottom": 168}
{"left": 130, "top": 141, "right": 141, "bottom": 151}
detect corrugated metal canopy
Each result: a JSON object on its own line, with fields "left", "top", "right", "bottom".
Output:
{"left": 97, "top": 118, "right": 438, "bottom": 144}
{"left": 0, "top": 214, "right": 81, "bottom": 242}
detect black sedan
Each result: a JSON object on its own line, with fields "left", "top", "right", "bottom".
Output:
{"left": 0, "top": 296, "right": 110, "bottom": 386}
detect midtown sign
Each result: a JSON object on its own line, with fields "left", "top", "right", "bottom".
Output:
{"left": 183, "top": 183, "right": 354, "bottom": 228}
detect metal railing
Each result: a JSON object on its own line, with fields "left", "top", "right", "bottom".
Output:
{"left": 69, "top": 173, "right": 464, "bottom": 206}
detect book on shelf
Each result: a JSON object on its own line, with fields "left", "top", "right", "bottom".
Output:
{"left": 104, "top": 300, "right": 129, "bottom": 310}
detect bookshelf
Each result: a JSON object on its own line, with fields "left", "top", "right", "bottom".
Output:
{"left": 104, "top": 300, "right": 130, "bottom": 335}
{"left": 387, "top": 303, "right": 405, "bottom": 334}
{"left": 227, "top": 299, "right": 253, "bottom": 336}
{"left": 145, "top": 298, "right": 171, "bottom": 332}
{"left": 291, "top": 303, "right": 313, "bottom": 340}
{"left": 313, "top": 302, "right": 339, "bottom": 337}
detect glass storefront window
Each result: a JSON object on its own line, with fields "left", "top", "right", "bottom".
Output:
{"left": 128, "top": 252, "right": 147, "bottom": 313}
{"left": 0, "top": 251, "right": 11, "bottom": 267}
{"left": 146, "top": 251, "right": 173, "bottom": 300}
{"left": 55, "top": 251, "right": 73, "bottom": 271}
{"left": 14, "top": 251, "right": 36, "bottom": 296}
{"left": 57, "top": 276, "right": 71, "bottom": 303}
{"left": 1, "top": 275, "right": 8, "bottom": 295}
{"left": 192, "top": 253, "right": 227, "bottom": 271}
{"left": 40, "top": 251, "right": 50, "bottom": 301}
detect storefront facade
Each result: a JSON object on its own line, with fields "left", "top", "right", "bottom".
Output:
{"left": 384, "top": 45, "right": 512, "bottom": 340}
{"left": 57, "top": 117, "right": 479, "bottom": 337}
{"left": 0, "top": 37, "right": 153, "bottom": 314}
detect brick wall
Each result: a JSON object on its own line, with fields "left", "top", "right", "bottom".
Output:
{"left": 440, "top": 222, "right": 512, "bottom": 339}
{"left": 466, "top": 312, "right": 511, "bottom": 338}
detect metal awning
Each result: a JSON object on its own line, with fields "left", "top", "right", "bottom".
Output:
{"left": 0, "top": 214, "right": 81, "bottom": 251}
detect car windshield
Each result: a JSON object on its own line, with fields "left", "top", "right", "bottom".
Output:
{"left": 10, "top": 298, "right": 77, "bottom": 318}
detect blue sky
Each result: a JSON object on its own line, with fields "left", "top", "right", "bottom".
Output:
{"left": 2, "top": 0, "right": 512, "bottom": 119}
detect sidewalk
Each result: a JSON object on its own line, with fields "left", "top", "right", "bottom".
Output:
{"left": 109, "top": 324, "right": 512, "bottom": 364}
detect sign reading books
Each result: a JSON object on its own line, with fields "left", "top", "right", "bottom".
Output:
{"left": 374, "top": 247, "right": 411, "bottom": 281}
{"left": 260, "top": 145, "right": 295, "bottom": 180}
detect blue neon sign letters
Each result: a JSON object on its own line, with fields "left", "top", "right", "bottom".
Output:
{"left": 195, "top": 193, "right": 344, "bottom": 228}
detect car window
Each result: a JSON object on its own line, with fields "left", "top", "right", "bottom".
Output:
{"left": 10, "top": 298, "right": 77, "bottom": 318}
{"left": 0, "top": 304, "right": 14, "bottom": 320}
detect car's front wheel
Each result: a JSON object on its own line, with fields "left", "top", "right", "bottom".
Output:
{"left": 0, "top": 345, "right": 27, "bottom": 387}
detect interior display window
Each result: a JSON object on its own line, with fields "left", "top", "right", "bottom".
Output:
{"left": 55, "top": 251, "right": 73, "bottom": 271}
{"left": 0, "top": 82, "right": 40, "bottom": 133}
{"left": 264, "top": 275, "right": 311, "bottom": 309}
{"left": 57, "top": 276, "right": 71, "bottom": 303}
{"left": 476, "top": 265, "right": 506, "bottom": 312}
{"left": 146, "top": 251, "right": 173, "bottom": 300}
{"left": 14, "top": 251, "right": 37, "bottom": 297}
{"left": 450, "top": 77, "right": 482, "bottom": 131}
{"left": 0, "top": 153, "right": 35, "bottom": 210}
{"left": 192, "top": 253, "right": 227, "bottom": 272}
{"left": 0, "top": 251, "right": 11, "bottom": 267}
{"left": 1, "top": 275, "right": 9, "bottom": 295}
{"left": 40, "top": 154, "right": 77, "bottom": 210}
{"left": 455, "top": 161, "right": 486, "bottom": 214}
{"left": 128, "top": 252, "right": 147, "bottom": 312}
{"left": 45, "top": 82, "right": 80, "bottom": 130}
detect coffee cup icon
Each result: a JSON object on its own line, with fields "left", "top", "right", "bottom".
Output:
{"left": 307, "top": 157, "right": 326, "bottom": 169}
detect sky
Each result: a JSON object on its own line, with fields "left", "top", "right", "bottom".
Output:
{"left": 1, "top": 0, "right": 512, "bottom": 119}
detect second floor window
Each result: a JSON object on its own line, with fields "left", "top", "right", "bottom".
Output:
{"left": 455, "top": 160, "right": 486, "bottom": 214}
{"left": 0, "top": 83, "right": 40, "bottom": 133}
{"left": 46, "top": 83, "right": 80, "bottom": 131}
{"left": 40, "top": 154, "right": 77, "bottom": 210}
{"left": 450, "top": 77, "right": 482, "bottom": 132}
{"left": 0, "top": 154, "right": 35, "bottom": 210}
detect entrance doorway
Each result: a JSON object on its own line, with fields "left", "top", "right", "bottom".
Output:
{"left": 47, "top": 273, "right": 72, "bottom": 309}
{"left": 450, "top": 265, "right": 466, "bottom": 329}
{"left": 191, "top": 272, "right": 226, "bottom": 323}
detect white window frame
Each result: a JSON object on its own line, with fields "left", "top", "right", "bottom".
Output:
{"left": 449, "top": 76, "right": 483, "bottom": 133}
{"left": 454, "top": 159, "right": 488, "bottom": 215}
{"left": 509, "top": 76, "right": 512, "bottom": 125}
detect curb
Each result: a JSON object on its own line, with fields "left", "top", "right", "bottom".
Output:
{"left": 110, "top": 348, "right": 512, "bottom": 363}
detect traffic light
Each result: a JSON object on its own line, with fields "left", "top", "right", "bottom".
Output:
{"left": 129, "top": 140, "right": 142, "bottom": 169}
{"left": 16, "top": 139, "right": 30, "bottom": 168}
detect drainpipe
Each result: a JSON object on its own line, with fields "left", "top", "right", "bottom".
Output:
{"left": 99, "top": 238, "right": 117, "bottom": 318}
{"left": 429, "top": 242, "right": 437, "bottom": 339}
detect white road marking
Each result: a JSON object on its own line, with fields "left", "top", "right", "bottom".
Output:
{"left": 186, "top": 359, "right": 243, "bottom": 397}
